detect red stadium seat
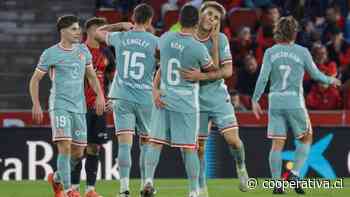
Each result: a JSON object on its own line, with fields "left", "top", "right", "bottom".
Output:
{"left": 163, "top": 10, "right": 179, "bottom": 31}
{"left": 228, "top": 8, "right": 258, "bottom": 34}
{"left": 148, "top": 0, "right": 168, "bottom": 24}
{"left": 95, "top": 9, "right": 122, "bottom": 23}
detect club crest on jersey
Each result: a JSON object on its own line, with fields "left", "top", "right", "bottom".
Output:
{"left": 79, "top": 53, "right": 85, "bottom": 61}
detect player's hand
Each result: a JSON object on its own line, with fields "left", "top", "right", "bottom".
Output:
{"left": 153, "top": 88, "right": 166, "bottom": 108}
{"left": 331, "top": 78, "right": 341, "bottom": 86}
{"left": 105, "top": 99, "right": 114, "bottom": 112}
{"left": 95, "top": 95, "right": 105, "bottom": 116}
{"left": 122, "top": 22, "right": 134, "bottom": 31}
{"left": 210, "top": 21, "right": 220, "bottom": 43}
{"left": 180, "top": 68, "right": 205, "bottom": 81}
{"left": 252, "top": 101, "right": 263, "bottom": 120}
{"left": 32, "top": 103, "right": 43, "bottom": 124}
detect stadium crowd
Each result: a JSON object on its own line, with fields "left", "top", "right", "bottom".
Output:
{"left": 96, "top": 0, "right": 350, "bottom": 110}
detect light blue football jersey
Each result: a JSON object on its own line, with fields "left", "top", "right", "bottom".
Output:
{"left": 159, "top": 31, "right": 213, "bottom": 113}
{"left": 252, "top": 43, "right": 335, "bottom": 109}
{"left": 36, "top": 43, "right": 92, "bottom": 113}
{"left": 107, "top": 30, "right": 158, "bottom": 106}
{"left": 198, "top": 33, "right": 233, "bottom": 111}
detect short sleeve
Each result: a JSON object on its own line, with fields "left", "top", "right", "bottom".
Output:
{"left": 81, "top": 44, "right": 93, "bottom": 66}
{"left": 106, "top": 32, "right": 121, "bottom": 46}
{"left": 36, "top": 50, "right": 51, "bottom": 72}
{"left": 197, "top": 43, "right": 213, "bottom": 69}
{"left": 219, "top": 33, "right": 232, "bottom": 65}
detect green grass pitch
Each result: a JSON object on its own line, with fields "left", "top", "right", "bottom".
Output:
{"left": 0, "top": 179, "right": 348, "bottom": 197}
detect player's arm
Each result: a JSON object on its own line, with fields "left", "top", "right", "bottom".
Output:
{"left": 85, "top": 65, "right": 106, "bottom": 115}
{"left": 304, "top": 49, "right": 341, "bottom": 86}
{"left": 152, "top": 69, "right": 165, "bottom": 108}
{"left": 251, "top": 50, "right": 272, "bottom": 119}
{"left": 95, "top": 22, "right": 133, "bottom": 43}
{"left": 211, "top": 22, "right": 220, "bottom": 68}
{"left": 29, "top": 69, "right": 46, "bottom": 124}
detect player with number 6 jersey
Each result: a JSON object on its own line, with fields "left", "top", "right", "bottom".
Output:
{"left": 96, "top": 3, "right": 158, "bottom": 197}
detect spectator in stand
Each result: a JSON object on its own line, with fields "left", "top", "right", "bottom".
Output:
{"left": 230, "top": 89, "right": 248, "bottom": 111}
{"left": 322, "top": 5, "right": 345, "bottom": 43}
{"left": 306, "top": 67, "right": 342, "bottom": 110}
{"left": 326, "top": 26, "right": 350, "bottom": 73}
{"left": 161, "top": 0, "right": 202, "bottom": 22}
{"left": 304, "top": 43, "right": 337, "bottom": 94}
{"left": 255, "top": 4, "right": 280, "bottom": 64}
{"left": 236, "top": 54, "right": 268, "bottom": 109}
{"left": 297, "top": 19, "right": 318, "bottom": 50}
{"left": 231, "top": 26, "right": 257, "bottom": 67}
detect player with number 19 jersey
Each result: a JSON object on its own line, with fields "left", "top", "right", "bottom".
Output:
{"left": 106, "top": 29, "right": 158, "bottom": 137}
{"left": 37, "top": 43, "right": 92, "bottom": 144}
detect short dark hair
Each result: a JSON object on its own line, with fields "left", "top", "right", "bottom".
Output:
{"left": 56, "top": 15, "right": 79, "bottom": 32}
{"left": 180, "top": 4, "right": 199, "bottom": 28}
{"left": 85, "top": 17, "right": 107, "bottom": 30}
{"left": 133, "top": 3, "right": 154, "bottom": 24}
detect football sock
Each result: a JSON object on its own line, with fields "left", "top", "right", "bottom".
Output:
{"left": 86, "top": 153, "right": 99, "bottom": 187}
{"left": 139, "top": 143, "right": 148, "bottom": 189}
{"left": 71, "top": 159, "right": 82, "bottom": 186}
{"left": 144, "top": 145, "right": 161, "bottom": 186}
{"left": 269, "top": 150, "right": 282, "bottom": 180}
{"left": 229, "top": 141, "right": 246, "bottom": 169}
{"left": 292, "top": 142, "right": 311, "bottom": 176}
{"left": 57, "top": 154, "right": 71, "bottom": 190}
{"left": 198, "top": 154, "right": 207, "bottom": 189}
{"left": 118, "top": 143, "right": 132, "bottom": 192}
{"left": 183, "top": 149, "right": 200, "bottom": 193}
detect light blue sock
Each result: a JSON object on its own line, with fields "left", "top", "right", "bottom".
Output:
{"left": 144, "top": 145, "right": 161, "bottom": 185}
{"left": 118, "top": 143, "right": 132, "bottom": 179}
{"left": 198, "top": 153, "right": 206, "bottom": 189}
{"left": 229, "top": 142, "right": 246, "bottom": 169}
{"left": 293, "top": 142, "right": 311, "bottom": 176}
{"left": 57, "top": 154, "right": 71, "bottom": 190}
{"left": 183, "top": 149, "right": 200, "bottom": 193}
{"left": 139, "top": 143, "right": 148, "bottom": 189}
{"left": 269, "top": 150, "right": 282, "bottom": 180}
{"left": 118, "top": 143, "right": 132, "bottom": 192}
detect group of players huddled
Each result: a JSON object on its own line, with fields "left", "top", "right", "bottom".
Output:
{"left": 29, "top": 1, "right": 341, "bottom": 197}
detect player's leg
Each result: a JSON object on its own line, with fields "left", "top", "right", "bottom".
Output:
{"left": 286, "top": 108, "right": 313, "bottom": 194}
{"left": 83, "top": 110, "right": 107, "bottom": 197}
{"left": 135, "top": 103, "right": 153, "bottom": 191}
{"left": 171, "top": 111, "right": 200, "bottom": 197}
{"left": 267, "top": 109, "right": 287, "bottom": 194}
{"left": 142, "top": 107, "right": 169, "bottom": 197}
{"left": 70, "top": 112, "right": 89, "bottom": 197}
{"left": 49, "top": 110, "right": 73, "bottom": 197}
{"left": 71, "top": 110, "right": 94, "bottom": 192}
{"left": 197, "top": 112, "right": 210, "bottom": 196}
{"left": 212, "top": 105, "right": 248, "bottom": 192}
{"left": 114, "top": 100, "right": 136, "bottom": 196}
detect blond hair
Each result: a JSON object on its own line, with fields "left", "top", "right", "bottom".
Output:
{"left": 274, "top": 16, "right": 299, "bottom": 42}
{"left": 199, "top": 1, "right": 226, "bottom": 19}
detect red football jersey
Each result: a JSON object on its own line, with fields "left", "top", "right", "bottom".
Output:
{"left": 84, "top": 43, "right": 108, "bottom": 109}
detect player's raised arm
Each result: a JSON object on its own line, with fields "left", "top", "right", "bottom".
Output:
{"left": 304, "top": 48, "right": 341, "bottom": 86}
{"left": 85, "top": 65, "right": 105, "bottom": 115}
{"left": 95, "top": 22, "right": 134, "bottom": 43}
